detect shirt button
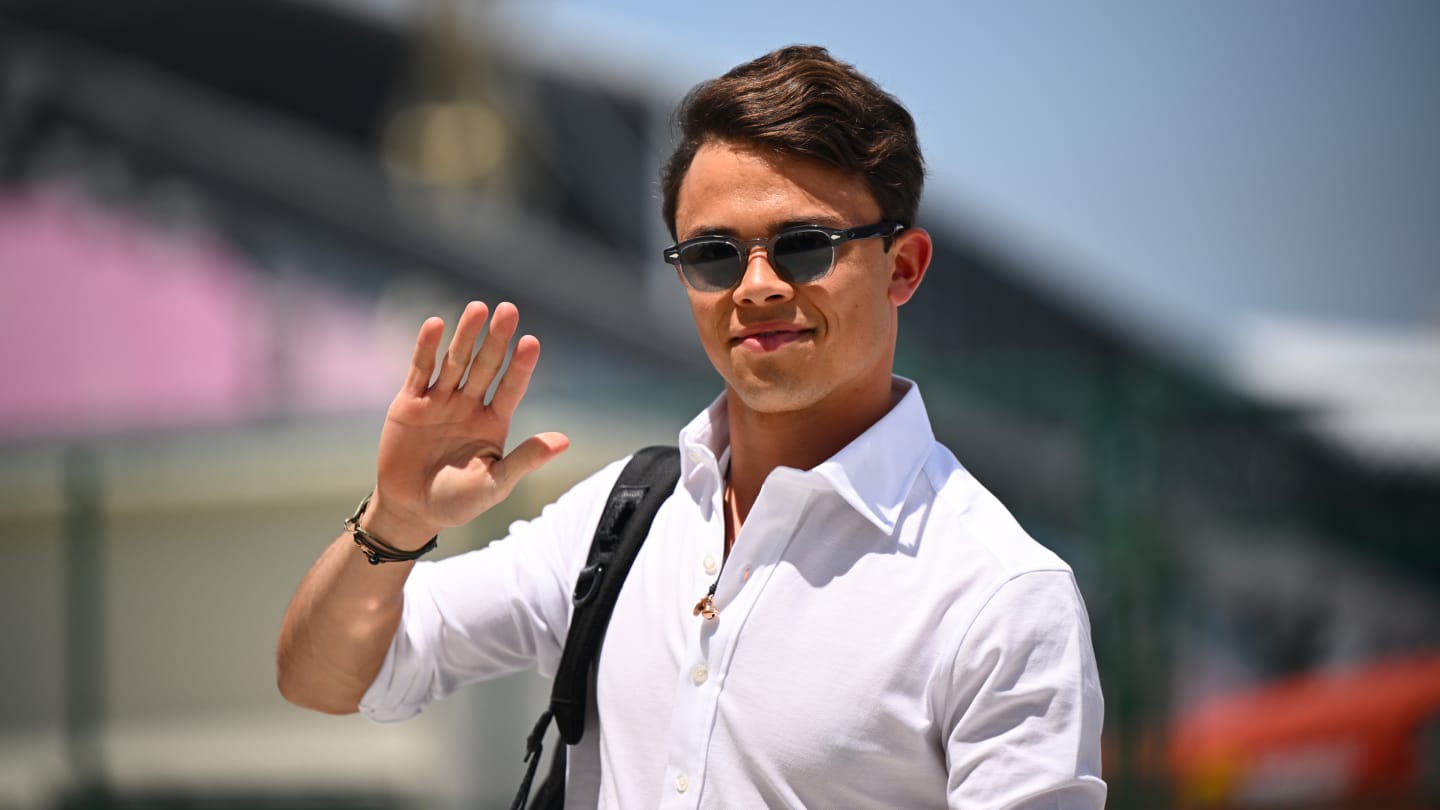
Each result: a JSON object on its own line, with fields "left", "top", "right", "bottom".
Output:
{"left": 675, "top": 772, "right": 690, "bottom": 793}
{"left": 691, "top": 663, "right": 709, "bottom": 685}
{"left": 702, "top": 555, "right": 718, "bottom": 575}
{"left": 686, "top": 449, "right": 704, "bottom": 464}
{"left": 742, "top": 566, "right": 752, "bottom": 581}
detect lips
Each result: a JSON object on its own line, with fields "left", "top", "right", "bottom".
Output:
{"left": 732, "top": 323, "right": 814, "bottom": 352}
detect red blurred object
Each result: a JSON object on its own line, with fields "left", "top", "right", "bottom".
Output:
{"left": 1169, "top": 654, "right": 1440, "bottom": 808}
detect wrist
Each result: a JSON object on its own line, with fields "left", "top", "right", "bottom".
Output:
{"left": 352, "top": 491, "right": 442, "bottom": 555}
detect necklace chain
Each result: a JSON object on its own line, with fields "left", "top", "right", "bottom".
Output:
{"left": 693, "top": 481, "right": 737, "bottom": 621}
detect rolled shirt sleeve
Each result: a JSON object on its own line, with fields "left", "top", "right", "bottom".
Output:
{"left": 359, "top": 458, "right": 628, "bottom": 724}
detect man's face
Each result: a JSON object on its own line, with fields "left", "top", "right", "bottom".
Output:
{"left": 672, "top": 140, "right": 927, "bottom": 417}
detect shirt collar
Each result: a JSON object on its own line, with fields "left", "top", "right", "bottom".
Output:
{"left": 676, "top": 377, "right": 934, "bottom": 534}
{"left": 811, "top": 377, "right": 933, "bottom": 534}
{"left": 677, "top": 396, "right": 730, "bottom": 513}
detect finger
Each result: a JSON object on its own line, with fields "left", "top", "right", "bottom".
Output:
{"left": 403, "top": 317, "right": 445, "bottom": 395}
{"left": 488, "top": 333, "right": 540, "bottom": 416}
{"left": 433, "top": 301, "right": 489, "bottom": 394}
{"left": 496, "top": 431, "right": 570, "bottom": 490}
{"left": 460, "top": 301, "right": 519, "bottom": 399}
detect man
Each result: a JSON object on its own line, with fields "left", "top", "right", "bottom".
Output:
{"left": 278, "top": 45, "right": 1106, "bottom": 808}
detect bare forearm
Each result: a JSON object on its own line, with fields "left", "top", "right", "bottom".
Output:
{"left": 275, "top": 502, "right": 435, "bottom": 714}
{"left": 276, "top": 301, "right": 566, "bottom": 714}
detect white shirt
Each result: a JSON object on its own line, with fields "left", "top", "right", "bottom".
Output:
{"left": 361, "top": 379, "right": 1106, "bottom": 808}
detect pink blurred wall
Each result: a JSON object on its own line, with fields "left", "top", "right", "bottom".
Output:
{"left": 0, "top": 191, "right": 398, "bottom": 441}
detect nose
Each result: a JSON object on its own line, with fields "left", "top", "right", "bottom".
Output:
{"left": 732, "top": 246, "right": 793, "bottom": 306}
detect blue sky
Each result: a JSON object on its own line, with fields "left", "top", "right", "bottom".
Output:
{"left": 499, "top": 0, "right": 1440, "bottom": 365}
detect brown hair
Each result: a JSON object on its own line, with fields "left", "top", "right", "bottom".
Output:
{"left": 659, "top": 45, "right": 925, "bottom": 239}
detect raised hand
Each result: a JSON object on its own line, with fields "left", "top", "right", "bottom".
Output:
{"left": 367, "top": 301, "right": 569, "bottom": 546}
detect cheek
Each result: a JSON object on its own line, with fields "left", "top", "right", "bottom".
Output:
{"left": 820, "top": 276, "right": 889, "bottom": 336}
{"left": 686, "top": 293, "right": 731, "bottom": 350}
{"left": 684, "top": 288, "right": 714, "bottom": 321}
{"left": 826, "top": 299, "right": 894, "bottom": 370}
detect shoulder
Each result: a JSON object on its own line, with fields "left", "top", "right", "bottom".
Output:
{"left": 502, "top": 453, "right": 637, "bottom": 549}
{"left": 914, "top": 445, "right": 1101, "bottom": 710}
{"left": 873, "top": 439, "right": 1085, "bottom": 666}
{"left": 910, "top": 440, "right": 1074, "bottom": 585}
{"left": 454, "top": 453, "right": 642, "bottom": 585}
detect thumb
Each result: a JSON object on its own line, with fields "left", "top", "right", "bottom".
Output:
{"left": 497, "top": 431, "right": 571, "bottom": 489}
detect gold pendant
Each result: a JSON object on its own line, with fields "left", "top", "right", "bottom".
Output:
{"left": 693, "top": 594, "right": 718, "bottom": 620}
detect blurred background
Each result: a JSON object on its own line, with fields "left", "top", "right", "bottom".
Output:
{"left": 1, "top": 1, "right": 1437, "bottom": 808}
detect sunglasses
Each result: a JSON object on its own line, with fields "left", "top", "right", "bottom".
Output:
{"left": 663, "top": 221, "right": 904, "bottom": 292}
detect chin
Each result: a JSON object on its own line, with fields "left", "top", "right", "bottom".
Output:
{"left": 727, "top": 375, "right": 826, "bottom": 415}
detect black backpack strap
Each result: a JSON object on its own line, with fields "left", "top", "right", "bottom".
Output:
{"left": 510, "top": 445, "right": 681, "bottom": 810}
{"left": 552, "top": 445, "right": 682, "bottom": 743}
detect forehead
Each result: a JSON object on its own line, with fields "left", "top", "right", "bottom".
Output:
{"left": 674, "top": 140, "right": 880, "bottom": 238}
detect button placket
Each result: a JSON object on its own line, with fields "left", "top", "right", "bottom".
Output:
{"left": 710, "top": 478, "right": 812, "bottom": 609}
{"left": 660, "top": 465, "right": 728, "bottom": 809}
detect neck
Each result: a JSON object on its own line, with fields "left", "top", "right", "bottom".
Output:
{"left": 724, "top": 375, "right": 898, "bottom": 528}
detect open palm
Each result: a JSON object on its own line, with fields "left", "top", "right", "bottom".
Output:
{"left": 372, "top": 301, "right": 569, "bottom": 540}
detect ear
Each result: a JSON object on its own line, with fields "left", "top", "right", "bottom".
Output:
{"left": 887, "top": 226, "right": 932, "bottom": 306}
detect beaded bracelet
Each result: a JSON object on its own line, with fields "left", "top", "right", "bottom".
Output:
{"left": 344, "top": 493, "right": 438, "bottom": 565}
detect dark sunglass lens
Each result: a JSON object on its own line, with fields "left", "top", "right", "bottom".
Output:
{"left": 773, "top": 231, "right": 835, "bottom": 283}
{"left": 679, "top": 241, "right": 742, "bottom": 291}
